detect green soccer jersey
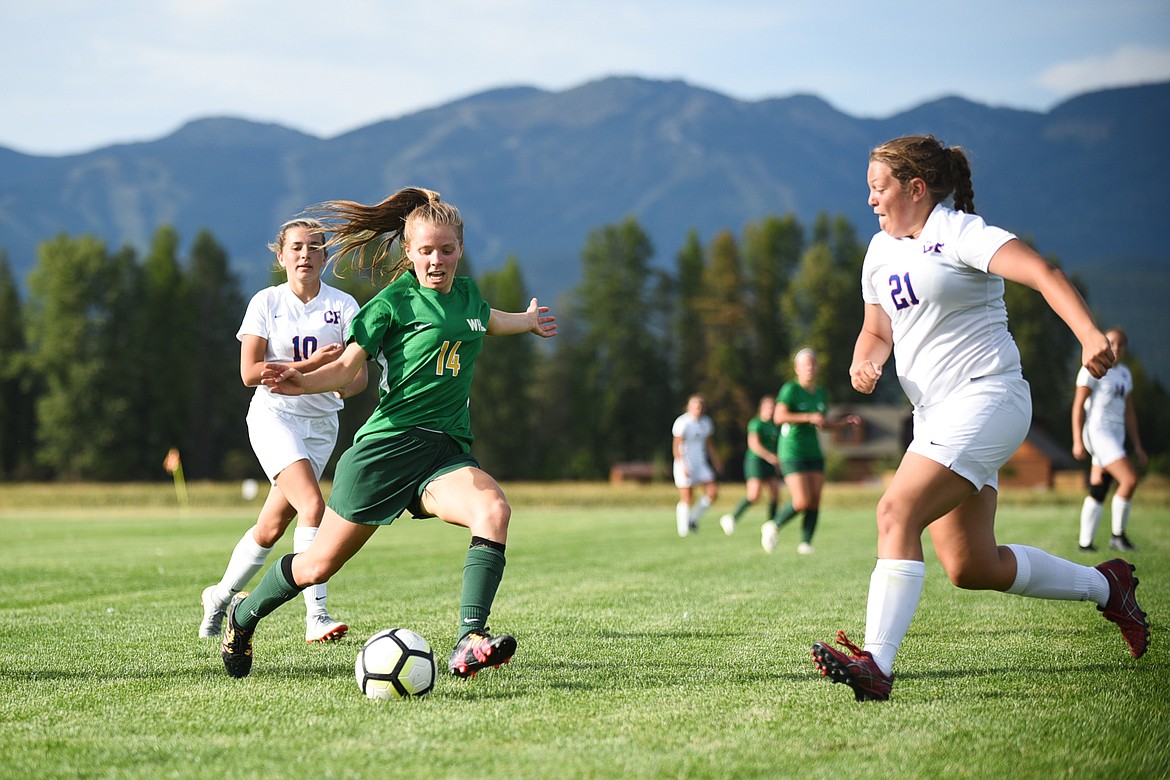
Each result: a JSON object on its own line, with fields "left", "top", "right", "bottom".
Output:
{"left": 776, "top": 381, "right": 827, "bottom": 461}
{"left": 746, "top": 415, "right": 780, "bottom": 467}
{"left": 347, "top": 272, "right": 490, "bottom": 451}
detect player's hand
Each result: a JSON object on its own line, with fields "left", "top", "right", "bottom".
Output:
{"left": 261, "top": 363, "right": 306, "bottom": 396}
{"left": 1072, "top": 442, "right": 1087, "bottom": 461}
{"left": 1081, "top": 331, "right": 1115, "bottom": 379}
{"left": 527, "top": 298, "right": 558, "bottom": 338}
{"left": 850, "top": 360, "right": 882, "bottom": 394}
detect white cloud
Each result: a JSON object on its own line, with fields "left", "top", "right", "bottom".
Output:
{"left": 1038, "top": 44, "right": 1170, "bottom": 93}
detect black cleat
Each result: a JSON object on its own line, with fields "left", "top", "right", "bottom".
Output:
{"left": 448, "top": 630, "right": 516, "bottom": 679}
{"left": 221, "top": 592, "right": 255, "bottom": 678}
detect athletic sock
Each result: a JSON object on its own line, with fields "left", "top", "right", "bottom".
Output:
{"left": 731, "top": 498, "right": 751, "bottom": 521}
{"left": 294, "top": 526, "right": 327, "bottom": 618}
{"left": 459, "top": 544, "right": 506, "bottom": 639}
{"left": 212, "top": 526, "right": 273, "bottom": 606}
{"left": 863, "top": 559, "right": 926, "bottom": 677}
{"left": 233, "top": 554, "right": 304, "bottom": 632}
{"left": 1005, "top": 544, "right": 1109, "bottom": 606}
{"left": 766, "top": 500, "right": 778, "bottom": 520}
{"left": 676, "top": 501, "right": 690, "bottom": 531}
{"left": 1111, "top": 496, "right": 1132, "bottom": 536}
{"left": 773, "top": 502, "right": 798, "bottom": 528}
{"left": 690, "top": 494, "right": 712, "bottom": 523}
{"left": 1079, "top": 498, "right": 1103, "bottom": 547}
{"left": 800, "top": 508, "right": 819, "bottom": 544}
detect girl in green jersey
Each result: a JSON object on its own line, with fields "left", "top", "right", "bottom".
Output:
{"left": 762, "top": 348, "right": 859, "bottom": 554}
{"left": 219, "top": 187, "right": 557, "bottom": 681}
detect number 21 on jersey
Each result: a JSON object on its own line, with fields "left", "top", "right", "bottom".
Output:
{"left": 888, "top": 273, "right": 920, "bottom": 310}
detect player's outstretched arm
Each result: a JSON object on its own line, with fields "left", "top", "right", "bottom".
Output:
{"left": 487, "top": 297, "right": 557, "bottom": 338}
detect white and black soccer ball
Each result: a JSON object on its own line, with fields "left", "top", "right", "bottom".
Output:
{"left": 355, "top": 628, "right": 437, "bottom": 700}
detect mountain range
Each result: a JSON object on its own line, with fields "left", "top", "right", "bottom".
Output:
{"left": 2, "top": 76, "right": 1168, "bottom": 380}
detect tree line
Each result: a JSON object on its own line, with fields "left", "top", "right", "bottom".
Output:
{"left": 1, "top": 214, "right": 1165, "bottom": 482}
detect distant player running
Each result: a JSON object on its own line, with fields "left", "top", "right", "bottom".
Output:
{"left": 199, "top": 218, "right": 365, "bottom": 643}
{"left": 672, "top": 394, "right": 721, "bottom": 537}
{"left": 720, "top": 396, "right": 781, "bottom": 536}
{"left": 811, "top": 135, "right": 1148, "bottom": 702}
{"left": 1072, "top": 326, "right": 1147, "bottom": 552}
{"left": 761, "top": 348, "right": 859, "bottom": 555}
{"left": 219, "top": 187, "right": 556, "bottom": 680}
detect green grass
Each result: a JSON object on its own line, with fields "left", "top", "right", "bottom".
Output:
{"left": 1, "top": 483, "right": 1168, "bottom": 779}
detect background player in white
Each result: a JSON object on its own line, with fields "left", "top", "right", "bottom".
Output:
{"left": 672, "top": 394, "right": 721, "bottom": 537}
{"left": 811, "top": 135, "right": 1148, "bottom": 702}
{"left": 199, "top": 218, "right": 367, "bottom": 643}
{"left": 1072, "top": 326, "right": 1147, "bottom": 552}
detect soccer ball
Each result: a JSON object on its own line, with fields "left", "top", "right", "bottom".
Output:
{"left": 355, "top": 628, "right": 437, "bottom": 700}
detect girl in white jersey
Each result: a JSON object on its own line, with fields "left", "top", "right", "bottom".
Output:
{"left": 672, "top": 394, "right": 722, "bottom": 537}
{"left": 811, "top": 135, "right": 1148, "bottom": 702}
{"left": 1072, "top": 327, "right": 1147, "bottom": 552}
{"left": 199, "top": 218, "right": 367, "bottom": 643}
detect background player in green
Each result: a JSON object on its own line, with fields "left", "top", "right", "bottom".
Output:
{"left": 762, "top": 348, "right": 860, "bottom": 554}
{"left": 720, "top": 395, "right": 781, "bottom": 535}
{"left": 218, "top": 187, "right": 557, "bottom": 680}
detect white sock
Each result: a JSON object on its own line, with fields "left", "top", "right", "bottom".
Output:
{"left": 1111, "top": 496, "right": 1131, "bottom": 536}
{"left": 863, "top": 559, "right": 926, "bottom": 677}
{"left": 1079, "top": 497, "right": 1103, "bottom": 547}
{"left": 212, "top": 527, "right": 272, "bottom": 606}
{"left": 676, "top": 502, "right": 690, "bottom": 531}
{"left": 295, "top": 526, "right": 327, "bottom": 617}
{"left": 1006, "top": 544, "right": 1109, "bottom": 606}
{"left": 690, "top": 495, "right": 712, "bottom": 523}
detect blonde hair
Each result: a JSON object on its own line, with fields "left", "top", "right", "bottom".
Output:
{"left": 307, "top": 187, "right": 463, "bottom": 280}
{"left": 267, "top": 218, "right": 327, "bottom": 271}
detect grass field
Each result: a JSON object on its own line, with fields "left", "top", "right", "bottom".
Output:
{"left": 1, "top": 481, "right": 1167, "bottom": 779}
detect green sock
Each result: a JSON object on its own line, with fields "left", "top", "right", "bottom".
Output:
{"left": 731, "top": 498, "right": 751, "bottom": 520}
{"left": 773, "top": 502, "right": 798, "bottom": 528}
{"left": 234, "top": 554, "right": 303, "bottom": 632}
{"left": 766, "top": 501, "right": 778, "bottom": 520}
{"left": 801, "top": 509, "right": 820, "bottom": 544}
{"left": 459, "top": 545, "right": 506, "bottom": 639}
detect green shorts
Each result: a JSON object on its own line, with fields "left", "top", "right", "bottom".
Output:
{"left": 780, "top": 457, "right": 824, "bottom": 476}
{"left": 327, "top": 428, "right": 479, "bottom": 526}
{"left": 743, "top": 455, "right": 779, "bottom": 481}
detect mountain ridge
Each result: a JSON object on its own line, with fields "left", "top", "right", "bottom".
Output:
{"left": 1, "top": 76, "right": 1167, "bottom": 377}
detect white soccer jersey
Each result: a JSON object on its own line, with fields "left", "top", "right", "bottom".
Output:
{"left": 1077, "top": 364, "right": 1132, "bottom": 430}
{"left": 861, "top": 204, "right": 1019, "bottom": 407}
{"left": 672, "top": 413, "right": 714, "bottom": 468}
{"left": 237, "top": 282, "right": 359, "bottom": 417}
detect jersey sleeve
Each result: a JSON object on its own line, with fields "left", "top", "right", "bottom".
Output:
{"left": 1074, "top": 365, "right": 1097, "bottom": 390}
{"left": 952, "top": 212, "right": 1016, "bottom": 273}
{"left": 776, "top": 381, "right": 798, "bottom": 408}
{"left": 236, "top": 288, "right": 273, "bottom": 342}
{"left": 348, "top": 294, "right": 394, "bottom": 358}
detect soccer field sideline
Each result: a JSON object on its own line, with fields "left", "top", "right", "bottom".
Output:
{"left": 1, "top": 484, "right": 1167, "bottom": 778}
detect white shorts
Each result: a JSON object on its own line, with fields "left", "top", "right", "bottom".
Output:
{"left": 246, "top": 398, "right": 339, "bottom": 483}
{"left": 673, "top": 458, "right": 715, "bottom": 489}
{"left": 1083, "top": 422, "right": 1127, "bottom": 468}
{"left": 907, "top": 375, "right": 1032, "bottom": 491}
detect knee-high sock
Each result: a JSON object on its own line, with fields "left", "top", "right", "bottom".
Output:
{"left": 730, "top": 498, "right": 752, "bottom": 520}
{"left": 1111, "top": 496, "right": 1131, "bottom": 536}
{"left": 690, "top": 494, "right": 712, "bottom": 522}
{"left": 773, "top": 502, "right": 798, "bottom": 528}
{"left": 863, "top": 559, "right": 926, "bottom": 677}
{"left": 1079, "top": 498, "right": 1103, "bottom": 547}
{"left": 459, "top": 545, "right": 506, "bottom": 639}
{"left": 233, "top": 554, "right": 304, "bottom": 632}
{"left": 294, "top": 526, "right": 327, "bottom": 618}
{"left": 211, "top": 527, "right": 272, "bottom": 606}
{"left": 1005, "top": 544, "right": 1109, "bottom": 605}
{"left": 800, "top": 508, "right": 819, "bottom": 544}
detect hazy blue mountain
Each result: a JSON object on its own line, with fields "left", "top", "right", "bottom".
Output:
{"left": 2, "top": 77, "right": 1167, "bottom": 378}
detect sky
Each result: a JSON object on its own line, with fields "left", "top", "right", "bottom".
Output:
{"left": 3, "top": 0, "right": 1170, "bottom": 157}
